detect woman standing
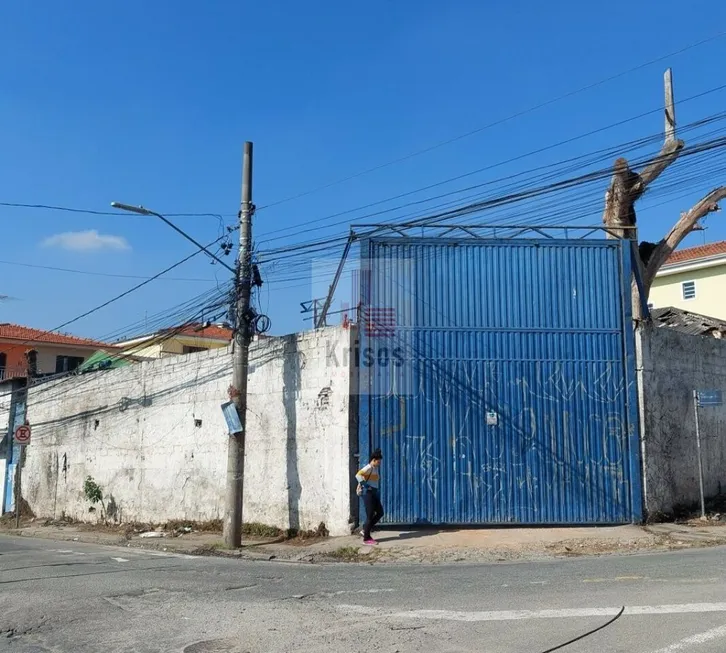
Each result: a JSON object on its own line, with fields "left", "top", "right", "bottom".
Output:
{"left": 356, "top": 449, "right": 384, "bottom": 545}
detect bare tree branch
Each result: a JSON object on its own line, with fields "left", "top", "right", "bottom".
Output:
{"left": 632, "top": 138, "right": 684, "bottom": 198}
{"left": 631, "top": 139, "right": 685, "bottom": 201}
{"left": 642, "top": 187, "right": 726, "bottom": 290}
{"left": 603, "top": 69, "right": 685, "bottom": 240}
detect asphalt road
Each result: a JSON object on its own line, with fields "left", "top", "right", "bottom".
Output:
{"left": 1, "top": 535, "right": 726, "bottom": 653}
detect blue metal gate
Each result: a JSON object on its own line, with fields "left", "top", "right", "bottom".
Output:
{"left": 357, "top": 233, "right": 642, "bottom": 525}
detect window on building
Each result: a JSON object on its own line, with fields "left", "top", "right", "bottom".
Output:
{"left": 182, "top": 345, "right": 206, "bottom": 354}
{"left": 55, "top": 355, "right": 85, "bottom": 373}
{"left": 682, "top": 281, "right": 697, "bottom": 301}
{"left": 0, "top": 352, "right": 6, "bottom": 379}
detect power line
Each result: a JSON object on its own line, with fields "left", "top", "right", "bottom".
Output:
{"left": 255, "top": 114, "right": 726, "bottom": 263}
{"left": 256, "top": 31, "right": 726, "bottom": 211}
{"left": 252, "top": 126, "right": 726, "bottom": 294}
{"left": 0, "top": 259, "right": 217, "bottom": 283}
{"left": 12, "top": 284, "right": 234, "bottom": 405}
{"left": 0, "top": 201, "right": 230, "bottom": 219}
{"left": 0, "top": 234, "right": 229, "bottom": 360}
{"left": 255, "top": 85, "right": 726, "bottom": 246}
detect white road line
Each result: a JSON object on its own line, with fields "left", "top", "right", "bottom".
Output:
{"left": 649, "top": 624, "right": 726, "bottom": 652}
{"left": 111, "top": 557, "right": 129, "bottom": 563}
{"left": 145, "top": 551, "right": 196, "bottom": 560}
{"left": 337, "top": 603, "right": 726, "bottom": 623}
{"left": 320, "top": 589, "right": 395, "bottom": 597}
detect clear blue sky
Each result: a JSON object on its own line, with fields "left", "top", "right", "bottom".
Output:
{"left": 1, "top": 0, "right": 725, "bottom": 339}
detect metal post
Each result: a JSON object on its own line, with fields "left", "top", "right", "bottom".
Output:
{"left": 223, "top": 141, "right": 253, "bottom": 549}
{"left": 664, "top": 68, "right": 676, "bottom": 143}
{"left": 316, "top": 232, "right": 355, "bottom": 328}
{"left": 14, "top": 446, "right": 24, "bottom": 529}
{"left": 693, "top": 390, "right": 707, "bottom": 519}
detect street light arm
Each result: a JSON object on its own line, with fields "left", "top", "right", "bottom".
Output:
{"left": 111, "top": 201, "right": 236, "bottom": 274}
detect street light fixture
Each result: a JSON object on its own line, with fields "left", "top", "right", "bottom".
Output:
{"left": 111, "top": 201, "right": 235, "bottom": 274}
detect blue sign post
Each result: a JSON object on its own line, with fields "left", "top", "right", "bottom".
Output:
{"left": 693, "top": 389, "right": 723, "bottom": 519}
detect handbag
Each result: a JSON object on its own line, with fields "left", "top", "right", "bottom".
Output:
{"left": 356, "top": 468, "right": 372, "bottom": 496}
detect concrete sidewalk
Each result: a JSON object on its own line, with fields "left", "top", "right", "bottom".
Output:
{"left": 3, "top": 517, "right": 726, "bottom": 563}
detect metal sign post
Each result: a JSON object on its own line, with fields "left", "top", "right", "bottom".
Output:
{"left": 692, "top": 391, "right": 707, "bottom": 519}
{"left": 693, "top": 390, "right": 722, "bottom": 520}
{"left": 13, "top": 424, "right": 31, "bottom": 529}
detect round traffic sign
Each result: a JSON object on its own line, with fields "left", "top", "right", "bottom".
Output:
{"left": 14, "top": 424, "right": 31, "bottom": 445}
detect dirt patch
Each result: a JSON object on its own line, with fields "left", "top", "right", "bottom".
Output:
{"left": 648, "top": 493, "right": 726, "bottom": 524}
{"left": 166, "top": 519, "right": 223, "bottom": 534}
{"left": 280, "top": 522, "right": 330, "bottom": 546}
{"left": 0, "top": 498, "right": 35, "bottom": 526}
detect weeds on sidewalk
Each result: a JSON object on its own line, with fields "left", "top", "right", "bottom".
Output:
{"left": 325, "top": 546, "right": 363, "bottom": 562}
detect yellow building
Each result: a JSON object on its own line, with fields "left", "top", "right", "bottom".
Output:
{"left": 115, "top": 323, "right": 233, "bottom": 360}
{"left": 649, "top": 241, "right": 726, "bottom": 320}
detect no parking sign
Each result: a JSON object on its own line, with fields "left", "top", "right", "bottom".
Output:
{"left": 14, "top": 424, "right": 31, "bottom": 445}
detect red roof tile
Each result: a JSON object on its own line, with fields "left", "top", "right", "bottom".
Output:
{"left": 0, "top": 323, "right": 112, "bottom": 348}
{"left": 665, "top": 241, "right": 726, "bottom": 266}
{"left": 161, "top": 323, "right": 233, "bottom": 341}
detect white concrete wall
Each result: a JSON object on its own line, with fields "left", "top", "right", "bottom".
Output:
{"left": 640, "top": 324, "right": 726, "bottom": 517}
{"left": 21, "top": 327, "right": 356, "bottom": 535}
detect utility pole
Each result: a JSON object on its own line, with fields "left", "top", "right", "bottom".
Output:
{"left": 224, "top": 142, "right": 254, "bottom": 549}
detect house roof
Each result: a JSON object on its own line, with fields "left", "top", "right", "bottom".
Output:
{"left": 77, "top": 349, "right": 135, "bottom": 373}
{"left": 165, "top": 323, "right": 233, "bottom": 341}
{"left": 116, "top": 323, "right": 234, "bottom": 346}
{"left": 664, "top": 241, "right": 726, "bottom": 267}
{"left": 651, "top": 307, "right": 726, "bottom": 338}
{"left": 0, "top": 323, "right": 112, "bottom": 348}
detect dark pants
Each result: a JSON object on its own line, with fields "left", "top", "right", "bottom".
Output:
{"left": 362, "top": 489, "right": 384, "bottom": 539}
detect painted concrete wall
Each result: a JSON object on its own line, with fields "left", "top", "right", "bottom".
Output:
{"left": 20, "top": 326, "right": 356, "bottom": 535}
{"left": 650, "top": 264, "right": 726, "bottom": 319}
{"left": 640, "top": 324, "right": 726, "bottom": 516}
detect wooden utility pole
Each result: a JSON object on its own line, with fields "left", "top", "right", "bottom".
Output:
{"left": 224, "top": 142, "right": 254, "bottom": 549}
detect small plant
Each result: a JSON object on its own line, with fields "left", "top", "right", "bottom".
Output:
{"left": 327, "top": 546, "right": 362, "bottom": 562}
{"left": 84, "top": 476, "right": 103, "bottom": 504}
{"left": 242, "top": 522, "right": 283, "bottom": 538}
{"left": 83, "top": 476, "right": 106, "bottom": 521}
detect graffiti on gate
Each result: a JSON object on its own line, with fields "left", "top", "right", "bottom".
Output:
{"left": 383, "top": 356, "right": 632, "bottom": 515}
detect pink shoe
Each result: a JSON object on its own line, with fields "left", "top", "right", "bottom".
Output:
{"left": 363, "top": 539, "right": 378, "bottom": 546}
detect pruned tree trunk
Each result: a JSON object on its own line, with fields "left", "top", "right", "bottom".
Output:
{"left": 601, "top": 69, "right": 725, "bottom": 320}
{"left": 602, "top": 138, "right": 684, "bottom": 241}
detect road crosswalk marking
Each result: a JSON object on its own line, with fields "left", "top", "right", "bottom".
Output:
{"left": 337, "top": 602, "right": 726, "bottom": 622}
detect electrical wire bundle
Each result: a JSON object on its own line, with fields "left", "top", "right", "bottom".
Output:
{"left": 253, "top": 108, "right": 726, "bottom": 309}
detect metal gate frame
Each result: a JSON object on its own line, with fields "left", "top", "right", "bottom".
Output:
{"left": 356, "top": 226, "right": 643, "bottom": 526}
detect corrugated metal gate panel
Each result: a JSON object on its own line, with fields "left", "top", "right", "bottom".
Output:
{"left": 358, "top": 238, "right": 642, "bottom": 525}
